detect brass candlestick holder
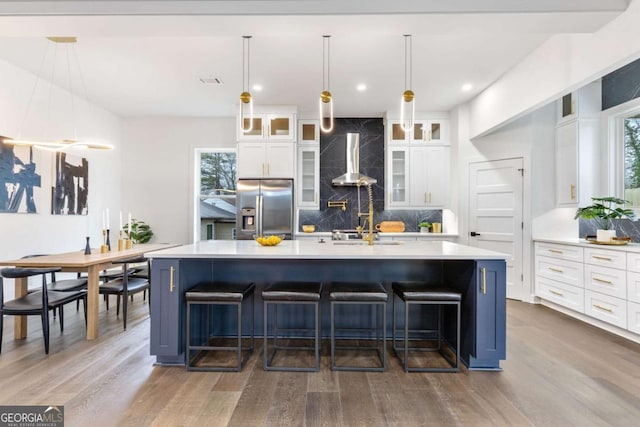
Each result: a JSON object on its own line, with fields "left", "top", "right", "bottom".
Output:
{"left": 100, "top": 229, "right": 109, "bottom": 253}
{"left": 126, "top": 230, "right": 133, "bottom": 249}
{"left": 118, "top": 230, "right": 125, "bottom": 251}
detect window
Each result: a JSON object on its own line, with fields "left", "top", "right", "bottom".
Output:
{"left": 195, "top": 150, "right": 237, "bottom": 241}
{"left": 624, "top": 113, "right": 640, "bottom": 207}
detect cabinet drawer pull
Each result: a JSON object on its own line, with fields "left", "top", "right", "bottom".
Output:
{"left": 593, "top": 277, "right": 613, "bottom": 284}
{"left": 481, "top": 267, "right": 486, "bottom": 294}
{"left": 169, "top": 266, "right": 175, "bottom": 292}
{"left": 593, "top": 303, "right": 612, "bottom": 313}
{"left": 548, "top": 249, "right": 563, "bottom": 254}
{"left": 262, "top": 163, "right": 265, "bottom": 176}
{"left": 424, "top": 193, "right": 427, "bottom": 203}
{"left": 548, "top": 267, "right": 564, "bottom": 273}
{"left": 549, "top": 289, "right": 564, "bottom": 297}
{"left": 592, "top": 255, "right": 613, "bottom": 261}
{"left": 570, "top": 184, "right": 576, "bottom": 200}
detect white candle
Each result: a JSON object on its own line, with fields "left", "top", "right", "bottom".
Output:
{"left": 106, "top": 208, "right": 110, "bottom": 230}
{"left": 119, "top": 211, "right": 123, "bottom": 231}
{"left": 128, "top": 212, "right": 132, "bottom": 237}
{"left": 87, "top": 214, "right": 90, "bottom": 236}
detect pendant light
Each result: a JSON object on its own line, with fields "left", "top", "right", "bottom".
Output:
{"left": 239, "top": 35, "right": 254, "bottom": 133}
{"left": 400, "top": 34, "right": 415, "bottom": 132}
{"left": 319, "top": 35, "right": 334, "bottom": 133}
{"left": 6, "top": 37, "right": 113, "bottom": 151}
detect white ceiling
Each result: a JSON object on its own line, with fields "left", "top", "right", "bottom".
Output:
{"left": 0, "top": 0, "right": 630, "bottom": 118}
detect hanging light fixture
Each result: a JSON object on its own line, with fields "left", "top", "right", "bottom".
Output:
{"left": 319, "top": 35, "right": 334, "bottom": 133}
{"left": 239, "top": 35, "right": 254, "bottom": 133}
{"left": 400, "top": 34, "right": 415, "bottom": 132}
{"left": 6, "top": 36, "right": 113, "bottom": 151}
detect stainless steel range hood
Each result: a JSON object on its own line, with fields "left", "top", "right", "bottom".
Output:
{"left": 332, "top": 133, "right": 377, "bottom": 186}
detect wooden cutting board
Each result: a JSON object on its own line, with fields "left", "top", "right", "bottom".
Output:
{"left": 375, "top": 221, "right": 405, "bottom": 232}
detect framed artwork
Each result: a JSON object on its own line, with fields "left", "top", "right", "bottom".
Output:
{"left": 0, "top": 139, "right": 43, "bottom": 214}
{"left": 51, "top": 151, "right": 89, "bottom": 215}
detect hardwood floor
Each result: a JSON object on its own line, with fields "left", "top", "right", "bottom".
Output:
{"left": 1, "top": 299, "right": 640, "bottom": 426}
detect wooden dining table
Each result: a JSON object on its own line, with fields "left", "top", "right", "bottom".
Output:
{"left": 0, "top": 243, "right": 176, "bottom": 340}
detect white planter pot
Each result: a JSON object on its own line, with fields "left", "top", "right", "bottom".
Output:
{"left": 420, "top": 227, "right": 430, "bottom": 233}
{"left": 596, "top": 229, "right": 616, "bottom": 242}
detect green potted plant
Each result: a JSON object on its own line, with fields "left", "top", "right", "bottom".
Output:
{"left": 124, "top": 218, "right": 154, "bottom": 243}
{"left": 574, "top": 196, "right": 636, "bottom": 242}
{"left": 418, "top": 221, "right": 432, "bottom": 233}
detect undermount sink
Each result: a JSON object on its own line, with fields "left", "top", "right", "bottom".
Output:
{"left": 332, "top": 241, "right": 403, "bottom": 246}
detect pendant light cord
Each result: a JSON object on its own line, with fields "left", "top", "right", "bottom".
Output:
{"left": 322, "top": 35, "right": 330, "bottom": 91}
{"left": 404, "top": 34, "right": 412, "bottom": 91}
{"left": 242, "top": 36, "right": 251, "bottom": 92}
{"left": 18, "top": 39, "right": 51, "bottom": 140}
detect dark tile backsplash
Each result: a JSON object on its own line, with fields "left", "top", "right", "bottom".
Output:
{"left": 579, "top": 219, "right": 640, "bottom": 242}
{"left": 298, "top": 117, "right": 442, "bottom": 232}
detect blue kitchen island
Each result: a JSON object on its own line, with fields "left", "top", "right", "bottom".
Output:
{"left": 145, "top": 240, "right": 507, "bottom": 370}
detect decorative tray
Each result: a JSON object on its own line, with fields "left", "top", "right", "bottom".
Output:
{"left": 587, "top": 240, "right": 629, "bottom": 246}
{"left": 585, "top": 236, "right": 631, "bottom": 246}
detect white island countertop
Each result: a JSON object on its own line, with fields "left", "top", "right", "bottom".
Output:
{"left": 145, "top": 239, "right": 507, "bottom": 260}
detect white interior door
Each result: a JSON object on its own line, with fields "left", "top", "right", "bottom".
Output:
{"left": 469, "top": 158, "right": 524, "bottom": 300}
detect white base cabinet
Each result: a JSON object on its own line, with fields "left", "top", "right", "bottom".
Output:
{"left": 534, "top": 240, "right": 640, "bottom": 341}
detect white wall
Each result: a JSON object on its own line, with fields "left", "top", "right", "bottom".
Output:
{"left": 121, "top": 117, "right": 236, "bottom": 245}
{"left": 454, "top": 101, "right": 557, "bottom": 301}
{"left": 469, "top": 0, "right": 640, "bottom": 139}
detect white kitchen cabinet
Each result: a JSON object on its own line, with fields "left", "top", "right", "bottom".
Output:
{"left": 298, "top": 119, "right": 320, "bottom": 144}
{"left": 386, "top": 119, "right": 448, "bottom": 144}
{"left": 534, "top": 240, "right": 640, "bottom": 337}
{"left": 386, "top": 147, "right": 409, "bottom": 206}
{"left": 237, "top": 113, "right": 295, "bottom": 141}
{"left": 297, "top": 145, "right": 319, "bottom": 208}
{"left": 237, "top": 142, "right": 295, "bottom": 178}
{"left": 555, "top": 80, "right": 600, "bottom": 206}
{"left": 386, "top": 145, "right": 450, "bottom": 209}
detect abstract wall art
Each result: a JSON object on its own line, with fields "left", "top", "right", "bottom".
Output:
{"left": 51, "top": 151, "right": 89, "bottom": 215}
{"left": 0, "top": 138, "right": 42, "bottom": 214}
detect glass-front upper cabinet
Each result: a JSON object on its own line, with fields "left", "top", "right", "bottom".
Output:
{"left": 386, "top": 119, "right": 448, "bottom": 144}
{"left": 386, "top": 147, "right": 409, "bottom": 207}
{"left": 297, "top": 145, "right": 319, "bottom": 209}
{"left": 237, "top": 113, "right": 295, "bottom": 141}
{"left": 298, "top": 119, "right": 320, "bottom": 144}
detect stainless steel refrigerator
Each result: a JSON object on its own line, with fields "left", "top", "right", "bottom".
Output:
{"left": 236, "top": 179, "right": 294, "bottom": 240}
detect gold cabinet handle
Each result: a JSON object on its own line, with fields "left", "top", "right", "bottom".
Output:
{"left": 592, "top": 256, "right": 612, "bottom": 261}
{"left": 424, "top": 193, "right": 427, "bottom": 203}
{"left": 549, "top": 267, "right": 564, "bottom": 273}
{"left": 593, "top": 303, "right": 612, "bottom": 313}
{"left": 570, "top": 184, "right": 576, "bottom": 200}
{"left": 429, "top": 192, "right": 432, "bottom": 204}
{"left": 481, "top": 267, "right": 486, "bottom": 294}
{"left": 169, "top": 266, "right": 175, "bottom": 293}
{"left": 549, "top": 289, "right": 564, "bottom": 296}
{"left": 548, "top": 249, "right": 563, "bottom": 254}
{"left": 593, "top": 277, "right": 613, "bottom": 284}
{"left": 267, "top": 163, "right": 270, "bottom": 176}
{"left": 262, "top": 163, "right": 265, "bottom": 176}
{"left": 315, "top": 191, "right": 317, "bottom": 203}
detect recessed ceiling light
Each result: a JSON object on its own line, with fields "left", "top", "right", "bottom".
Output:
{"left": 252, "top": 84, "right": 263, "bottom": 91}
{"left": 461, "top": 83, "right": 473, "bottom": 92}
{"left": 356, "top": 83, "right": 367, "bottom": 92}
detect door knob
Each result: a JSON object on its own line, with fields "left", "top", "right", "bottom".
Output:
{"left": 470, "top": 231, "right": 481, "bottom": 236}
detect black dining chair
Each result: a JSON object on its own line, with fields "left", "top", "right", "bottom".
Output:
{"left": 21, "top": 254, "right": 88, "bottom": 316}
{"left": 0, "top": 267, "right": 87, "bottom": 354}
{"left": 99, "top": 256, "right": 150, "bottom": 330}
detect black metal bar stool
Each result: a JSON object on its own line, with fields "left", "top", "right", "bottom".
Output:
{"left": 262, "top": 281, "right": 322, "bottom": 372}
{"left": 330, "top": 281, "right": 388, "bottom": 371}
{"left": 185, "top": 281, "right": 255, "bottom": 371}
{"left": 392, "top": 281, "right": 461, "bottom": 372}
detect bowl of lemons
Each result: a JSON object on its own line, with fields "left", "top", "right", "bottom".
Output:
{"left": 253, "top": 234, "right": 285, "bottom": 246}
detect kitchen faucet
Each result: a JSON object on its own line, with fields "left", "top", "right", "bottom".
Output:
{"left": 355, "top": 177, "right": 375, "bottom": 245}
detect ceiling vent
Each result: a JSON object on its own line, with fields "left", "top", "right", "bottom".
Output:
{"left": 199, "top": 76, "right": 223, "bottom": 85}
